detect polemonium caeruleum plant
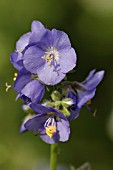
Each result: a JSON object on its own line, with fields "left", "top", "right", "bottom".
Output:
{"left": 10, "top": 20, "right": 105, "bottom": 170}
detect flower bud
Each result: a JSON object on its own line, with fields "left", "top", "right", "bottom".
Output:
{"left": 60, "top": 107, "right": 71, "bottom": 117}
{"left": 51, "top": 90, "right": 61, "bottom": 101}
{"left": 62, "top": 98, "right": 74, "bottom": 108}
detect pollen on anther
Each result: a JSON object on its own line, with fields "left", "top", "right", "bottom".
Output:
{"left": 47, "top": 55, "right": 52, "bottom": 62}
{"left": 13, "top": 77, "right": 17, "bottom": 81}
{"left": 13, "top": 72, "right": 18, "bottom": 81}
{"left": 46, "top": 125, "right": 56, "bottom": 138}
{"left": 14, "top": 73, "right": 18, "bottom": 77}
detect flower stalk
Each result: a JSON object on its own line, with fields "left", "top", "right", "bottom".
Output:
{"left": 50, "top": 143, "right": 58, "bottom": 170}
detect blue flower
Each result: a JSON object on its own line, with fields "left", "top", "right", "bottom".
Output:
{"left": 22, "top": 22, "right": 77, "bottom": 85}
{"left": 67, "top": 69, "right": 105, "bottom": 120}
{"left": 24, "top": 104, "right": 70, "bottom": 144}
{"left": 10, "top": 21, "right": 46, "bottom": 71}
{"left": 68, "top": 91, "right": 81, "bottom": 120}
{"left": 14, "top": 68, "right": 45, "bottom": 104}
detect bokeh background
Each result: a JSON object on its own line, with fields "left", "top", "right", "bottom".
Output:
{"left": 0, "top": 0, "right": 113, "bottom": 170}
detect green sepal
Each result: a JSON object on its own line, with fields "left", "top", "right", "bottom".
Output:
{"left": 45, "top": 102, "right": 55, "bottom": 108}
{"left": 54, "top": 101, "right": 62, "bottom": 109}
{"left": 61, "top": 98, "right": 74, "bottom": 108}
{"left": 51, "top": 90, "right": 61, "bottom": 101}
{"left": 60, "top": 107, "right": 71, "bottom": 117}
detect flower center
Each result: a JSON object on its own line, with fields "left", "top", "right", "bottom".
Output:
{"left": 44, "top": 117, "right": 56, "bottom": 138}
{"left": 42, "top": 47, "right": 59, "bottom": 65}
{"left": 46, "top": 125, "right": 56, "bottom": 138}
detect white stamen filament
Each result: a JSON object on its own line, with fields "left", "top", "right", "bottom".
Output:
{"left": 44, "top": 117, "right": 56, "bottom": 138}
{"left": 42, "top": 47, "right": 59, "bottom": 64}
{"left": 44, "top": 117, "right": 55, "bottom": 128}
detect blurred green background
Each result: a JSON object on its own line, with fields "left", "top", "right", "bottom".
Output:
{"left": 0, "top": 0, "right": 113, "bottom": 170}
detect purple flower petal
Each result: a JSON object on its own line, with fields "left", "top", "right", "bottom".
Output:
{"left": 57, "top": 118, "right": 70, "bottom": 142}
{"left": 30, "top": 103, "right": 52, "bottom": 114}
{"left": 37, "top": 29, "right": 71, "bottom": 51}
{"left": 20, "top": 121, "right": 27, "bottom": 133}
{"left": 37, "top": 63, "right": 65, "bottom": 85}
{"left": 31, "top": 20, "right": 45, "bottom": 32}
{"left": 25, "top": 114, "right": 47, "bottom": 131}
{"left": 83, "top": 70, "right": 105, "bottom": 90}
{"left": 40, "top": 129, "right": 60, "bottom": 144}
{"left": 59, "top": 48, "right": 77, "bottom": 73}
{"left": 20, "top": 114, "right": 33, "bottom": 133}
{"left": 16, "top": 32, "right": 31, "bottom": 51}
{"left": 84, "top": 69, "right": 96, "bottom": 82}
{"left": 14, "top": 69, "right": 32, "bottom": 93}
{"left": 29, "top": 21, "right": 46, "bottom": 44}
{"left": 51, "top": 29, "right": 71, "bottom": 51}
{"left": 23, "top": 45, "right": 45, "bottom": 73}
{"left": 10, "top": 52, "right": 24, "bottom": 71}
{"left": 21, "top": 80, "right": 45, "bottom": 103}
{"left": 10, "top": 33, "right": 31, "bottom": 71}
{"left": 37, "top": 29, "right": 54, "bottom": 48}
{"left": 77, "top": 89, "right": 96, "bottom": 108}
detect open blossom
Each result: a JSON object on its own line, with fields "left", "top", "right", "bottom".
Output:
{"left": 14, "top": 21, "right": 76, "bottom": 85}
{"left": 14, "top": 68, "right": 45, "bottom": 104}
{"left": 23, "top": 28, "right": 77, "bottom": 85}
{"left": 10, "top": 19, "right": 105, "bottom": 146}
{"left": 24, "top": 104, "right": 70, "bottom": 144}
{"left": 66, "top": 69, "right": 105, "bottom": 120}
{"left": 10, "top": 21, "right": 46, "bottom": 71}
{"left": 10, "top": 20, "right": 77, "bottom": 85}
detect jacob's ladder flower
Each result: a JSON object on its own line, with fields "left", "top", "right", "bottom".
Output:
{"left": 24, "top": 104, "right": 70, "bottom": 144}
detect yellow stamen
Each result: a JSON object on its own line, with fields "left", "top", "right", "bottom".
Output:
{"left": 86, "top": 100, "right": 91, "bottom": 105}
{"left": 13, "top": 77, "right": 16, "bottom": 81}
{"left": 46, "top": 125, "right": 56, "bottom": 138}
{"left": 47, "top": 55, "right": 52, "bottom": 62}
{"left": 13, "top": 72, "right": 18, "bottom": 81}
{"left": 14, "top": 73, "right": 18, "bottom": 77}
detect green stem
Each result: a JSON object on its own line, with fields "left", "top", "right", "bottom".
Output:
{"left": 50, "top": 143, "right": 58, "bottom": 170}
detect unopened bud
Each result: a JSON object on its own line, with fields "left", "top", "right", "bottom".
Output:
{"left": 51, "top": 90, "right": 61, "bottom": 101}
{"left": 60, "top": 107, "right": 71, "bottom": 117}
{"left": 62, "top": 98, "right": 74, "bottom": 108}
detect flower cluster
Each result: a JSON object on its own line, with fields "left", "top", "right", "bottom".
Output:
{"left": 10, "top": 21, "right": 104, "bottom": 144}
